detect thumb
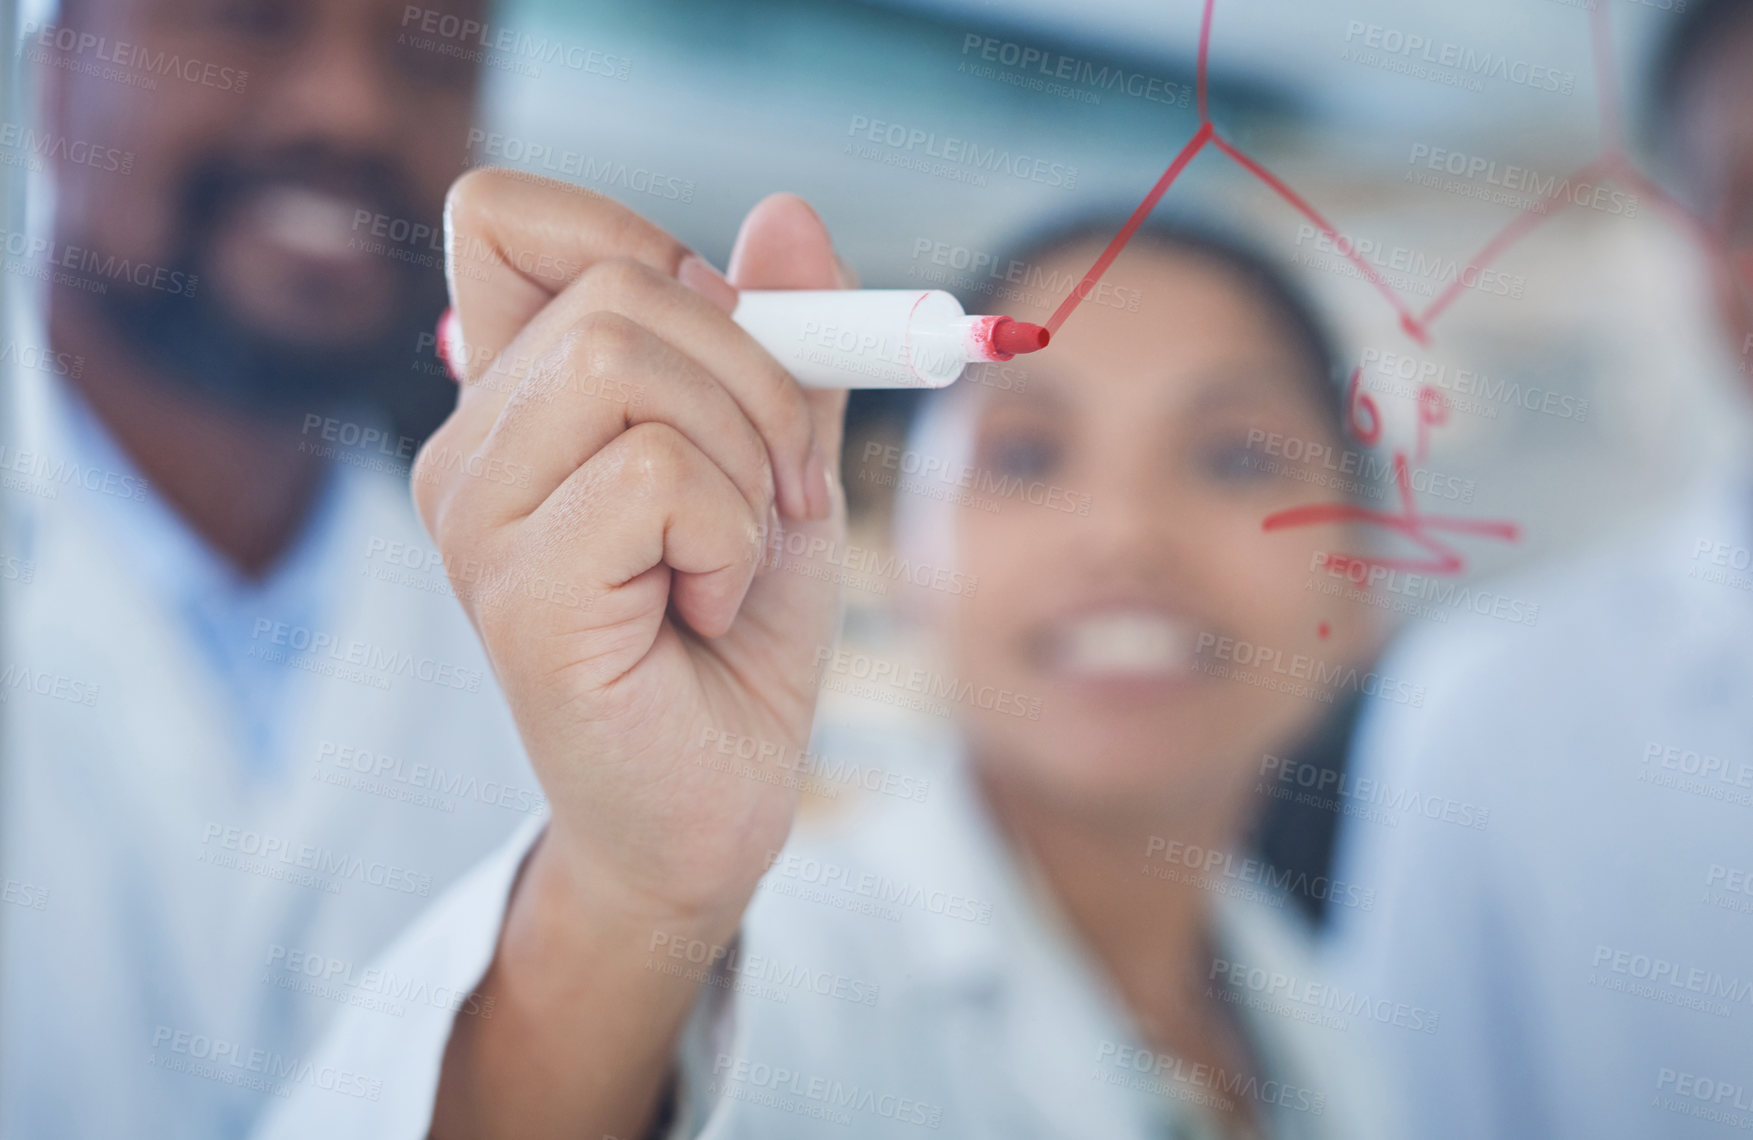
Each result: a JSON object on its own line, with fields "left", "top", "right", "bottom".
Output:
{"left": 727, "top": 192, "right": 842, "bottom": 290}
{"left": 727, "top": 194, "right": 851, "bottom": 500}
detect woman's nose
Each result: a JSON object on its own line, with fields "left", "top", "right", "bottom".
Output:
{"left": 1056, "top": 461, "right": 1192, "bottom": 575}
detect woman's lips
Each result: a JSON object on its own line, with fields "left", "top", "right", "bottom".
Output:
{"left": 1037, "top": 607, "right": 1201, "bottom": 681}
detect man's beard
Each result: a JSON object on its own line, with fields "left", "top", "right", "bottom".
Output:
{"left": 86, "top": 143, "right": 458, "bottom": 447}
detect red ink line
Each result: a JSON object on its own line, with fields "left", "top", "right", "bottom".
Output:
{"left": 1264, "top": 501, "right": 1437, "bottom": 538}
{"left": 1419, "top": 516, "right": 1522, "bottom": 540}
{"left": 1196, "top": 0, "right": 1217, "bottom": 123}
{"left": 1046, "top": 0, "right": 1723, "bottom": 347}
{"left": 1036, "top": 0, "right": 1737, "bottom": 578}
{"left": 1262, "top": 450, "right": 1519, "bottom": 575}
{"left": 1263, "top": 503, "right": 1518, "bottom": 570}
{"left": 1210, "top": 132, "right": 1430, "bottom": 344}
{"left": 1393, "top": 451, "right": 1417, "bottom": 518}
{"left": 1419, "top": 157, "right": 1612, "bottom": 328}
{"left": 1044, "top": 121, "right": 1214, "bottom": 335}
{"left": 1414, "top": 387, "right": 1448, "bottom": 466}
{"left": 1605, "top": 158, "right": 1741, "bottom": 307}
{"left": 1608, "top": 156, "right": 1721, "bottom": 250}
{"left": 1417, "top": 203, "right": 1552, "bottom": 328}
{"left": 1263, "top": 502, "right": 1465, "bottom": 575}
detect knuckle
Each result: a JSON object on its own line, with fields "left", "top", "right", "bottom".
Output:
{"left": 514, "top": 335, "right": 580, "bottom": 405}
{"left": 413, "top": 442, "right": 485, "bottom": 563}
{"left": 426, "top": 483, "right": 469, "bottom": 557}
{"left": 568, "top": 310, "right": 645, "bottom": 382}
{"left": 580, "top": 257, "right": 659, "bottom": 308}
{"left": 444, "top": 167, "right": 498, "bottom": 237}
{"left": 410, "top": 437, "right": 451, "bottom": 524}
{"left": 411, "top": 467, "right": 442, "bottom": 537}
{"left": 622, "top": 422, "right": 687, "bottom": 491}
{"left": 471, "top": 563, "right": 522, "bottom": 643}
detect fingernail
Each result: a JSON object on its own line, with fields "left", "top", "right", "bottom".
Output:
{"left": 435, "top": 308, "right": 462, "bottom": 382}
{"left": 678, "top": 253, "right": 738, "bottom": 315}
{"left": 804, "top": 447, "right": 832, "bottom": 520}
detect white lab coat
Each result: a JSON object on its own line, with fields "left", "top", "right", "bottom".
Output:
{"left": 0, "top": 318, "right": 538, "bottom": 1137}
{"left": 256, "top": 722, "right": 1399, "bottom": 1140}
{"left": 1326, "top": 472, "right": 1753, "bottom": 1140}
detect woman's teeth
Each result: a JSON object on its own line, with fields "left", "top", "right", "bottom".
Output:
{"left": 1054, "top": 612, "right": 1194, "bottom": 677}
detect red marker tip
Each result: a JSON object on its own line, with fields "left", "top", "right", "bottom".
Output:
{"left": 992, "top": 319, "right": 1050, "bottom": 356}
{"left": 435, "top": 308, "right": 462, "bottom": 382}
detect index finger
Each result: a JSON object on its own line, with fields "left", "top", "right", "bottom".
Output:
{"left": 443, "top": 168, "right": 691, "bottom": 384}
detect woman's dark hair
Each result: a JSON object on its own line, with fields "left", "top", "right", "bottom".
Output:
{"left": 850, "top": 213, "right": 1346, "bottom": 438}
{"left": 1648, "top": 0, "right": 1753, "bottom": 160}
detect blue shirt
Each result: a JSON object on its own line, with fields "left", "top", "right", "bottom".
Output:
{"left": 52, "top": 379, "right": 349, "bottom": 776}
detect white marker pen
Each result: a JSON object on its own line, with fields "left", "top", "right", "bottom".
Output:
{"left": 731, "top": 289, "right": 1050, "bottom": 389}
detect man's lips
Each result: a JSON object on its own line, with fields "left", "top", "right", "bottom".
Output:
{"left": 232, "top": 184, "right": 382, "bottom": 266}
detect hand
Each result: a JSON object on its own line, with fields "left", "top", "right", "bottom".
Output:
{"left": 415, "top": 171, "right": 850, "bottom": 929}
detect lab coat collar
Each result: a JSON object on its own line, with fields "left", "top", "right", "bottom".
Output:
{"left": 872, "top": 748, "right": 1174, "bottom": 1135}
{"left": 5, "top": 301, "right": 352, "bottom": 603}
{"left": 828, "top": 741, "right": 1030, "bottom": 994}
{"left": 857, "top": 742, "right": 1300, "bottom": 999}
{"left": 850, "top": 746, "right": 1301, "bottom": 1136}
{"left": 2, "top": 306, "right": 403, "bottom": 776}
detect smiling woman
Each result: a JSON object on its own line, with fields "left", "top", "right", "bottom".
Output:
{"left": 901, "top": 217, "right": 1370, "bottom": 827}
{"left": 870, "top": 217, "right": 1390, "bottom": 1128}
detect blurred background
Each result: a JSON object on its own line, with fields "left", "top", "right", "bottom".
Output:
{"left": 461, "top": 0, "right": 1745, "bottom": 559}
{"left": 9, "top": 0, "right": 1737, "bottom": 780}
{"left": 10, "top": 0, "right": 1744, "bottom": 552}
{"left": 353, "top": 0, "right": 1749, "bottom": 733}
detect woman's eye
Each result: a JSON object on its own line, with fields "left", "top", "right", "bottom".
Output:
{"left": 985, "top": 434, "right": 1061, "bottom": 479}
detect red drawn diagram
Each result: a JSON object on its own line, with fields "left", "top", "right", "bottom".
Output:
{"left": 1048, "top": 0, "right": 1746, "bottom": 578}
